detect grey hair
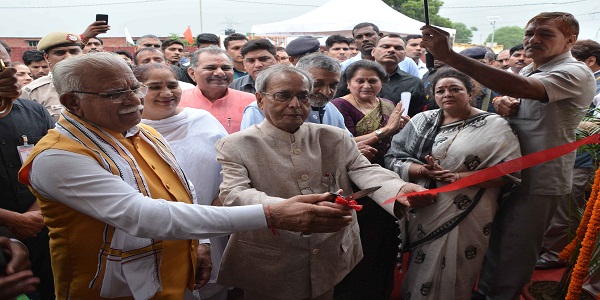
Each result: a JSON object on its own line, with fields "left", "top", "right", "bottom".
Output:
{"left": 136, "top": 34, "right": 162, "bottom": 46}
{"left": 255, "top": 64, "right": 313, "bottom": 93}
{"left": 295, "top": 53, "right": 341, "bottom": 74}
{"left": 189, "top": 46, "right": 233, "bottom": 68}
{"left": 53, "top": 52, "right": 130, "bottom": 95}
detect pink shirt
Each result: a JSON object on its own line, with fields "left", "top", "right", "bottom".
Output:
{"left": 179, "top": 88, "right": 256, "bottom": 134}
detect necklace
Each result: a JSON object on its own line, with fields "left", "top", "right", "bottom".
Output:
{"left": 432, "top": 109, "right": 473, "bottom": 163}
{"left": 351, "top": 94, "right": 378, "bottom": 115}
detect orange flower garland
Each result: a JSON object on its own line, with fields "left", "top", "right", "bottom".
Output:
{"left": 564, "top": 166, "right": 600, "bottom": 300}
{"left": 559, "top": 168, "right": 600, "bottom": 261}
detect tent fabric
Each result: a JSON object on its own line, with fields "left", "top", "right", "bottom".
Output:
{"left": 250, "top": 0, "right": 456, "bottom": 37}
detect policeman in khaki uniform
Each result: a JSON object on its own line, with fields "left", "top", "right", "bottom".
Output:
{"left": 21, "top": 32, "right": 84, "bottom": 122}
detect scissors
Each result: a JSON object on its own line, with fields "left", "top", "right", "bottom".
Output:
{"left": 330, "top": 186, "right": 382, "bottom": 211}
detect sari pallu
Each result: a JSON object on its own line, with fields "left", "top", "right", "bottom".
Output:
{"left": 331, "top": 97, "right": 396, "bottom": 166}
{"left": 385, "top": 109, "right": 521, "bottom": 299}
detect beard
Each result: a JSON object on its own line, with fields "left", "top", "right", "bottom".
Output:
{"left": 309, "top": 93, "right": 330, "bottom": 108}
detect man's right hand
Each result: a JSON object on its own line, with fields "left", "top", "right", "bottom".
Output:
{"left": 493, "top": 96, "right": 520, "bottom": 117}
{"left": 0, "top": 67, "right": 20, "bottom": 117}
{"left": 81, "top": 21, "right": 110, "bottom": 41}
{"left": 8, "top": 211, "right": 44, "bottom": 240}
{"left": 267, "top": 193, "right": 353, "bottom": 233}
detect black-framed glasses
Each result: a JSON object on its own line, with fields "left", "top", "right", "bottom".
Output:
{"left": 260, "top": 91, "right": 315, "bottom": 104}
{"left": 72, "top": 85, "right": 149, "bottom": 103}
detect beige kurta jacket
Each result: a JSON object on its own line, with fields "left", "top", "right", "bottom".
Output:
{"left": 216, "top": 120, "right": 406, "bottom": 300}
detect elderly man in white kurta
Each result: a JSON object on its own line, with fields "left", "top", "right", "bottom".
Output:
{"left": 215, "top": 65, "right": 434, "bottom": 300}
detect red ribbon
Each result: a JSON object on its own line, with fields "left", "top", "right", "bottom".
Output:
{"left": 335, "top": 196, "right": 363, "bottom": 211}
{"left": 383, "top": 133, "right": 600, "bottom": 205}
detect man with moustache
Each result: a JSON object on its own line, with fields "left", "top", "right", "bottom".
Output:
{"left": 405, "top": 34, "right": 428, "bottom": 78}
{"left": 18, "top": 52, "right": 354, "bottom": 300}
{"left": 21, "top": 32, "right": 85, "bottom": 122}
{"left": 422, "top": 12, "right": 596, "bottom": 299}
{"left": 508, "top": 44, "right": 533, "bottom": 74}
{"left": 83, "top": 37, "right": 104, "bottom": 53}
{"left": 180, "top": 47, "right": 255, "bottom": 133}
{"left": 22, "top": 50, "right": 49, "bottom": 80}
{"left": 496, "top": 49, "right": 511, "bottom": 70}
{"left": 230, "top": 39, "right": 280, "bottom": 94}
{"left": 341, "top": 22, "right": 420, "bottom": 77}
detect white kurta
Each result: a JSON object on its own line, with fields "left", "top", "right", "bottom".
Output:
{"left": 142, "top": 108, "right": 230, "bottom": 299}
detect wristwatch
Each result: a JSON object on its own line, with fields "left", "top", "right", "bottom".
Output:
{"left": 375, "top": 129, "right": 383, "bottom": 136}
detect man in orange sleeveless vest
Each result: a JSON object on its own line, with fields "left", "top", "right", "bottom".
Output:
{"left": 17, "top": 52, "right": 354, "bottom": 300}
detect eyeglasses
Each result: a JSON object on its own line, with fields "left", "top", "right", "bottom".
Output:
{"left": 143, "top": 44, "right": 161, "bottom": 48}
{"left": 260, "top": 91, "right": 315, "bottom": 103}
{"left": 72, "top": 85, "right": 149, "bottom": 103}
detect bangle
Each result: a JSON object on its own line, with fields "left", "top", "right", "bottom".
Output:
{"left": 492, "top": 96, "right": 502, "bottom": 106}
{"left": 266, "top": 205, "right": 280, "bottom": 236}
{"left": 455, "top": 172, "right": 461, "bottom": 180}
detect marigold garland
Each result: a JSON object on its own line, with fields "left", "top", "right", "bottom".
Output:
{"left": 564, "top": 166, "right": 600, "bottom": 300}
{"left": 560, "top": 167, "right": 600, "bottom": 261}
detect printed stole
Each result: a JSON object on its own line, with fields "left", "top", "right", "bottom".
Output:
{"left": 55, "top": 111, "right": 193, "bottom": 299}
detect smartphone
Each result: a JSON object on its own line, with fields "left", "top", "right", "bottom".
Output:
{"left": 96, "top": 14, "right": 108, "bottom": 25}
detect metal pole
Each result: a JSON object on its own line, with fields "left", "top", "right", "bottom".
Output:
{"left": 199, "top": 0, "right": 203, "bottom": 33}
{"left": 491, "top": 21, "right": 496, "bottom": 45}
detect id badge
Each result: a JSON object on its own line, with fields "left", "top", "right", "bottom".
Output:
{"left": 17, "top": 144, "right": 34, "bottom": 164}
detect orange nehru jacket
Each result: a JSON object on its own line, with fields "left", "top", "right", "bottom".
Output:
{"left": 19, "top": 124, "right": 198, "bottom": 300}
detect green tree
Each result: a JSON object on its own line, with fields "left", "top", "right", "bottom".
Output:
{"left": 485, "top": 26, "right": 525, "bottom": 48}
{"left": 452, "top": 22, "right": 477, "bottom": 43}
{"left": 167, "top": 33, "right": 192, "bottom": 46}
{"left": 383, "top": 0, "right": 452, "bottom": 27}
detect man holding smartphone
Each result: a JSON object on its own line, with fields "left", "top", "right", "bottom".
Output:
{"left": 21, "top": 21, "right": 110, "bottom": 122}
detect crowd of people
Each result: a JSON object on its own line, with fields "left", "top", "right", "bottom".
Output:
{"left": 1, "top": 10, "right": 599, "bottom": 300}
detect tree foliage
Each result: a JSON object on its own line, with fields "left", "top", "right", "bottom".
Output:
{"left": 452, "top": 22, "right": 476, "bottom": 43}
{"left": 485, "top": 26, "right": 525, "bottom": 48}
{"left": 167, "top": 33, "right": 192, "bottom": 46}
{"left": 383, "top": 0, "right": 452, "bottom": 27}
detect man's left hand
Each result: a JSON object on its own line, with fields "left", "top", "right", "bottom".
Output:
{"left": 194, "top": 244, "right": 212, "bottom": 289}
{"left": 396, "top": 183, "right": 437, "bottom": 208}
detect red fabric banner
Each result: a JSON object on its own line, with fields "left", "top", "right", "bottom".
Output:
{"left": 383, "top": 133, "right": 600, "bottom": 205}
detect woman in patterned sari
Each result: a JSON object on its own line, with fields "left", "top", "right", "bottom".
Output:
{"left": 384, "top": 67, "right": 521, "bottom": 299}
{"left": 331, "top": 60, "right": 408, "bottom": 300}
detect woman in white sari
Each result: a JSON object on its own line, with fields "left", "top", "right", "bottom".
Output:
{"left": 135, "top": 63, "right": 230, "bottom": 300}
{"left": 384, "top": 68, "right": 521, "bottom": 299}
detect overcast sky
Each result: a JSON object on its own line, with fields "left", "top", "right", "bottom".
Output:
{"left": 1, "top": 0, "right": 598, "bottom": 45}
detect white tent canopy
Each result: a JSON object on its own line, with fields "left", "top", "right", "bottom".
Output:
{"left": 251, "top": 0, "right": 456, "bottom": 37}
